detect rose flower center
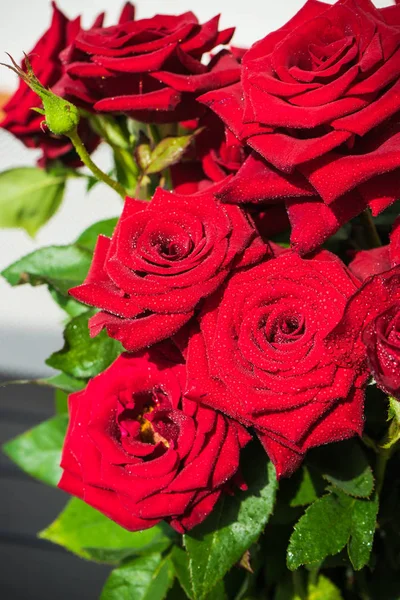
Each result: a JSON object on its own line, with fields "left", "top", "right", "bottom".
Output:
{"left": 155, "top": 233, "right": 193, "bottom": 261}
{"left": 117, "top": 389, "right": 172, "bottom": 447}
{"left": 269, "top": 312, "right": 305, "bottom": 344}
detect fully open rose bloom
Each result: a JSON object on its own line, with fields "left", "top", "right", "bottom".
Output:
{"left": 70, "top": 187, "right": 267, "bottom": 352}
{"left": 57, "top": 3, "right": 240, "bottom": 123}
{"left": 328, "top": 219, "right": 400, "bottom": 399}
{"left": 1, "top": 2, "right": 99, "bottom": 166}
{"left": 200, "top": 0, "right": 400, "bottom": 254}
{"left": 59, "top": 345, "right": 251, "bottom": 532}
{"left": 186, "top": 251, "right": 367, "bottom": 477}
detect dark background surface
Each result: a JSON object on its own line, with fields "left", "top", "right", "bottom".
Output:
{"left": 0, "top": 375, "right": 111, "bottom": 600}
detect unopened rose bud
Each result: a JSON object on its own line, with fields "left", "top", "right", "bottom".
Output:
{"left": 2, "top": 53, "right": 79, "bottom": 136}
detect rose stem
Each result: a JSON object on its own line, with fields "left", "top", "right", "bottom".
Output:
{"left": 292, "top": 570, "right": 307, "bottom": 599}
{"left": 375, "top": 447, "right": 391, "bottom": 496}
{"left": 359, "top": 208, "right": 382, "bottom": 248}
{"left": 68, "top": 127, "right": 126, "bottom": 199}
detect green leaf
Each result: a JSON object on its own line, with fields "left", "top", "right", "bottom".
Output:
{"left": 289, "top": 467, "right": 322, "bottom": 507}
{"left": 0, "top": 167, "right": 66, "bottom": 236}
{"left": 3, "top": 414, "right": 68, "bottom": 486}
{"left": 163, "top": 548, "right": 226, "bottom": 600}
{"left": 40, "top": 499, "right": 173, "bottom": 563}
{"left": 310, "top": 440, "right": 374, "bottom": 498}
{"left": 136, "top": 141, "right": 152, "bottom": 172}
{"left": 46, "top": 309, "right": 122, "bottom": 379}
{"left": 170, "top": 547, "right": 194, "bottom": 600}
{"left": 287, "top": 491, "right": 378, "bottom": 571}
{"left": 91, "top": 115, "right": 132, "bottom": 150}
{"left": 1, "top": 245, "right": 92, "bottom": 295}
{"left": 37, "top": 372, "right": 87, "bottom": 393}
{"left": 348, "top": 493, "right": 379, "bottom": 571}
{"left": 55, "top": 389, "right": 69, "bottom": 414}
{"left": 100, "top": 553, "right": 175, "bottom": 599}
{"left": 166, "top": 581, "right": 189, "bottom": 600}
{"left": 146, "top": 134, "right": 194, "bottom": 175}
{"left": 308, "top": 575, "right": 343, "bottom": 600}
{"left": 75, "top": 217, "right": 118, "bottom": 252}
{"left": 49, "top": 286, "right": 87, "bottom": 317}
{"left": 184, "top": 445, "right": 277, "bottom": 600}
{"left": 287, "top": 493, "right": 353, "bottom": 570}
{"left": 380, "top": 397, "right": 400, "bottom": 450}
{"left": 113, "top": 147, "right": 139, "bottom": 195}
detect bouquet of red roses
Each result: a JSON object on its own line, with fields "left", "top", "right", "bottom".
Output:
{"left": 1, "top": 1, "right": 400, "bottom": 598}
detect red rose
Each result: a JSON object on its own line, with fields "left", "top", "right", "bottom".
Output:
{"left": 57, "top": 3, "right": 240, "bottom": 123}
{"left": 200, "top": 0, "right": 400, "bottom": 254}
{"left": 348, "top": 246, "right": 392, "bottom": 282}
{"left": 59, "top": 346, "right": 251, "bottom": 532}
{"left": 328, "top": 223, "right": 400, "bottom": 399}
{"left": 70, "top": 186, "right": 267, "bottom": 352}
{"left": 186, "top": 251, "right": 366, "bottom": 478}
{"left": 171, "top": 113, "right": 248, "bottom": 194}
{"left": 1, "top": 2, "right": 99, "bottom": 166}
{"left": 348, "top": 216, "right": 400, "bottom": 281}
{"left": 250, "top": 206, "right": 290, "bottom": 240}
{"left": 390, "top": 216, "right": 400, "bottom": 266}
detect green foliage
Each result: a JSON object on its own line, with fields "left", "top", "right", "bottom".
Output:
{"left": 0, "top": 167, "right": 65, "bottom": 236}
{"left": 54, "top": 389, "right": 69, "bottom": 414}
{"left": 136, "top": 140, "right": 152, "bottom": 172}
{"left": 287, "top": 493, "right": 351, "bottom": 570}
{"left": 310, "top": 440, "right": 374, "bottom": 498}
{"left": 3, "top": 53, "right": 80, "bottom": 136}
{"left": 113, "top": 147, "right": 139, "bottom": 195}
{"left": 100, "top": 553, "right": 175, "bottom": 600}
{"left": 1, "top": 244, "right": 91, "bottom": 295}
{"left": 184, "top": 446, "right": 277, "bottom": 599}
{"left": 49, "top": 286, "right": 87, "bottom": 317}
{"left": 347, "top": 493, "right": 379, "bottom": 571}
{"left": 381, "top": 397, "right": 400, "bottom": 451}
{"left": 46, "top": 309, "right": 123, "bottom": 379}
{"left": 145, "top": 134, "right": 195, "bottom": 175}
{"left": 37, "top": 372, "right": 87, "bottom": 393}
{"left": 170, "top": 547, "right": 194, "bottom": 600}
{"left": 166, "top": 548, "right": 226, "bottom": 600}
{"left": 75, "top": 217, "right": 118, "bottom": 251}
{"left": 1, "top": 216, "right": 119, "bottom": 310}
{"left": 3, "top": 414, "right": 68, "bottom": 486}
{"left": 289, "top": 467, "right": 323, "bottom": 507}
{"left": 40, "top": 498, "right": 174, "bottom": 563}
{"left": 287, "top": 489, "right": 378, "bottom": 571}
{"left": 274, "top": 573, "right": 343, "bottom": 600}
{"left": 308, "top": 575, "right": 343, "bottom": 600}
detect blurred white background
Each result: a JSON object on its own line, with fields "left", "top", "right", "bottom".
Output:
{"left": 0, "top": 0, "right": 393, "bottom": 374}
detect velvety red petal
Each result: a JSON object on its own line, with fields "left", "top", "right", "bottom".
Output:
{"left": 94, "top": 88, "right": 181, "bottom": 112}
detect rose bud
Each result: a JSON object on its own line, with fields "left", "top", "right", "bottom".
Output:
{"left": 1, "top": 2, "right": 99, "bottom": 166}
